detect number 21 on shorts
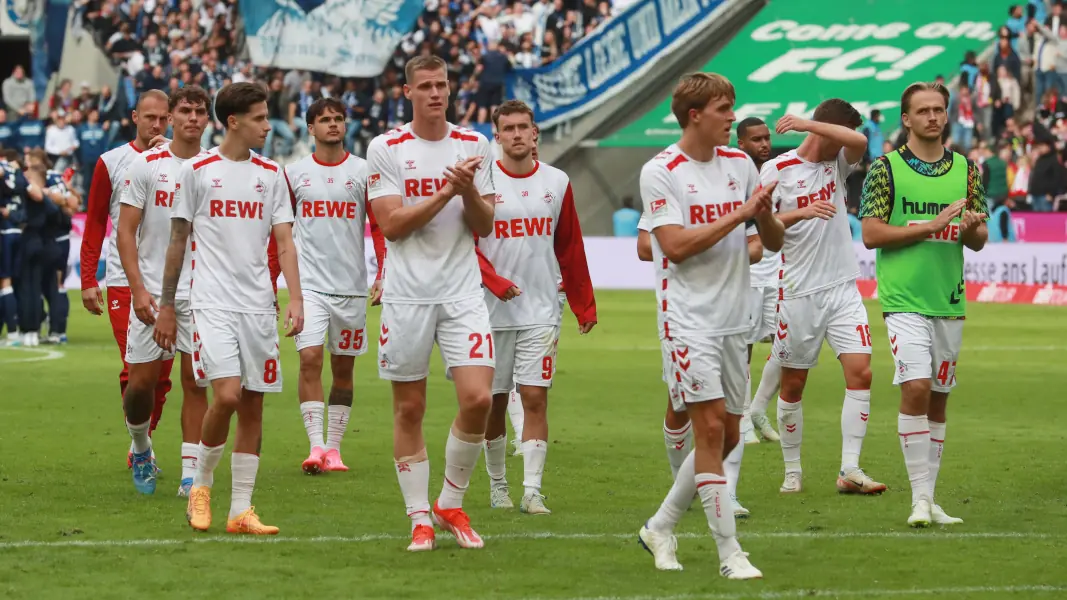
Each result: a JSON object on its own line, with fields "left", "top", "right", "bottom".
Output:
{"left": 469, "top": 332, "right": 494, "bottom": 359}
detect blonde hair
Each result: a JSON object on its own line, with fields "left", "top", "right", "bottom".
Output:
{"left": 671, "top": 73, "right": 735, "bottom": 129}
{"left": 900, "top": 81, "right": 950, "bottom": 114}
{"left": 404, "top": 55, "right": 447, "bottom": 84}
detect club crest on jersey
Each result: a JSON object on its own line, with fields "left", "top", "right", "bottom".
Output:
{"left": 727, "top": 175, "right": 739, "bottom": 190}
{"left": 543, "top": 190, "right": 555, "bottom": 204}
{"left": 650, "top": 198, "right": 667, "bottom": 213}
{"left": 299, "top": 178, "right": 311, "bottom": 188}
{"left": 691, "top": 379, "right": 704, "bottom": 392}
{"left": 124, "top": 179, "right": 130, "bottom": 188}
{"left": 345, "top": 179, "right": 355, "bottom": 190}
{"left": 158, "top": 173, "right": 168, "bottom": 184}
{"left": 254, "top": 177, "right": 266, "bottom": 195}
{"left": 212, "top": 178, "right": 222, "bottom": 189}
{"left": 405, "top": 160, "right": 416, "bottom": 170}
{"left": 494, "top": 193, "right": 504, "bottom": 204}
{"left": 824, "top": 165, "right": 833, "bottom": 175}
{"left": 368, "top": 173, "right": 382, "bottom": 191}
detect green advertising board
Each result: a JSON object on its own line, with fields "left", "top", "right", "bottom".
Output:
{"left": 600, "top": 0, "right": 1005, "bottom": 148}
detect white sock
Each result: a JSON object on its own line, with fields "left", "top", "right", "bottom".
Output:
{"left": 840, "top": 388, "right": 871, "bottom": 473}
{"left": 522, "top": 439, "right": 547, "bottom": 496}
{"left": 299, "top": 401, "right": 325, "bottom": 451}
{"left": 180, "top": 442, "right": 198, "bottom": 482}
{"left": 928, "top": 420, "right": 946, "bottom": 501}
{"left": 194, "top": 443, "right": 225, "bottom": 488}
{"left": 395, "top": 454, "right": 432, "bottom": 528}
{"left": 647, "top": 450, "right": 695, "bottom": 533}
{"left": 663, "top": 420, "right": 692, "bottom": 479}
{"left": 229, "top": 452, "right": 259, "bottom": 519}
{"left": 898, "top": 413, "right": 931, "bottom": 504}
{"left": 484, "top": 434, "right": 507, "bottom": 485}
{"left": 777, "top": 397, "right": 803, "bottom": 473}
{"left": 724, "top": 439, "right": 744, "bottom": 500}
{"left": 750, "top": 355, "right": 781, "bottom": 417}
{"left": 126, "top": 420, "right": 151, "bottom": 454}
{"left": 507, "top": 388, "right": 525, "bottom": 440}
{"left": 326, "top": 404, "right": 351, "bottom": 452}
{"left": 438, "top": 430, "right": 484, "bottom": 510}
{"left": 695, "top": 472, "right": 742, "bottom": 561}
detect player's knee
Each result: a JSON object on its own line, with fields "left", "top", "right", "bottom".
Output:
{"left": 299, "top": 347, "right": 324, "bottom": 377}
{"left": 329, "top": 355, "right": 355, "bottom": 386}
{"left": 849, "top": 365, "right": 873, "bottom": 390}
{"left": 214, "top": 390, "right": 242, "bottom": 413}
{"left": 695, "top": 415, "right": 725, "bottom": 446}
{"left": 393, "top": 397, "right": 426, "bottom": 428}
{"left": 460, "top": 389, "right": 493, "bottom": 416}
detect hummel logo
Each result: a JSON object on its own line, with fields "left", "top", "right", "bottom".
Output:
{"left": 860, "top": 412, "right": 869, "bottom": 422}
{"left": 678, "top": 359, "right": 691, "bottom": 371}
{"left": 676, "top": 347, "right": 689, "bottom": 359}
{"left": 405, "top": 160, "right": 416, "bottom": 170}
{"left": 158, "top": 173, "right": 168, "bottom": 183}
{"left": 796, "top": 179, "right": 805, "bottom": 188}
{"left": 687, "top": 183, "right": 697, "bottom": 194}
{"left": 211, "top": 178, "right": 222, "bottom": 188}
{"left": 785, "top": 424, "right": 797, "bottom": 433}
{"left": 891, "top": 344, "right": 899, "bottom": 356}
{"left": 379, "top": 323, "right": 390, "bottom": 345}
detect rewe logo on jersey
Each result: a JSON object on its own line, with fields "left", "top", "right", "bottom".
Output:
{"left": 494, "top": 217, "right": 553, "bottom": 239}
{"left": 796, "top": 180, "right": 836, "bottom": 208}
{"left": 209, "top": 199, "right": 265, "bottom": 219}
{"left": 302, "top": 199, "right": 360, "bottom": 219}
{"left": 404, "top": 178, "right": 447, "bottom": 197}
{"left": 154, "top": 190, "right": 175, "bottom": 207}
{"left": 689, "top": 201, "right": 743, "bottom": 224}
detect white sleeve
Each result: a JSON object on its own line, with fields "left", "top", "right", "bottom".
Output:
{"left": 639, "top": 164, "right": 684, "bottom": 230}
{"left": 837, "top": 147, "right": 861, "bottom": 177}
{"left": 172, "top": 161, "right": 197, "bottom": 222}
{"left": 365, "top": 137, "right": 401, "bottom": 200}
{"left": 119, "top": 157, "right": 149, "bottom": 209}
{"left": 759, "top": 162, "right": 783, "bottom": 213}
{"left": 474, "top": 137, "right": 495, "bottom": 197}
{"left": 271, "top": 170, "right": 295, "bottom": 226}
{"left": 745, "top": 156, "right": 760, "bottom": 197}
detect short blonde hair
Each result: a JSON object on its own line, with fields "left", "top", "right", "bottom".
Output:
{"left": 671, "top": 73, "right": 735, "bottom": 129}
{"left": 900, "top": 81, "right": 950, "bottom": 113}
{"left": 404, "top": 55, "right": 447, "bottom": 84}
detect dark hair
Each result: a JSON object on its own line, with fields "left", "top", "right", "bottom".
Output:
{"left": 306, "top": 97, "right": 346, "bottom": 125}
{"left": 736, "top": 117, "right": 766, "bottom": 139}
{"left": 135, "top": 89, "right": 168, "bottom": 110}
{"left": 900, "top": 81, "right": 950, "bottom": 113}
{"left": 812, "top": 98, "right": 862, "bottom": 129}
{"left": 214, "top": 82, "right": 267, "bottom": 129}
{"left": 491, "top": 99, "right": 535, "bottom": 127}
{"left": 870, "top": 109, "right": 882, "bottom": 120}
{"left": 168, "top": 85, "right": 210, "bottom": 111}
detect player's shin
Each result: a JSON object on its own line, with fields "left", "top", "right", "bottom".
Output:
{"left": 124, "top": 362, "right": 161, "bottom": 454}
{"left": 298, "top": 347, "right": 326, "bottom": 451}
{"left": 149, "top": 358, "right": 174, "bottom": 434}
{"left": 326, "top": 384, "right": 353, "bottom": 452}
{"left": 664, "top": 397, "right": 692, "bottom": 479}
{"left": 506, "top": 387, "right": 525, "bottom": 443}
{"left": 179, "top": 355, "right": 207, "bottom": 486}
{"left": 689, "top": 403, "right": 742, "bottom": 561}
{"left": 898, "top": 412, "right": 932, "bottom": 505}
{"left": 197, "top": 378, "right": 240, "bottom": 487}
{"left": 840, "top": 388, "right": 871, "bottom": 473}
{"left": 484, "top": 393, "right": 510, "bottom": 489}
{"left": 439, "top": 367, "right": 492, "bottom": 509}
{"left": 750, "top": 354, "right": 781, "bottom": 417}
{"left": 647, "top": 449, "right": 696, "bottom": 533}
{"left": 928, "top": 391, "right": 949, "bottom": 500}
{"left": 724, "top": 417, "right": 744, "bottom": 502}
{"left": 777, "top": 396, "right": 803, "bottom": 474}
{"left": 396, "top": 448, "right": 432, "bottom": 528}
{"left": 230, "top": 389, "right": 264, "bottom": 519}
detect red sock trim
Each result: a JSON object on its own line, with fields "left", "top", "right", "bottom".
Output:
{"left": 930, "top": 438, "right": 945, "bottom": 443}
{"left": 663, "top": 421, "right": 692, "bottom": 436}
{"left": 696, "top": 479, "right": 727, "bottom": 488}
{"left": 898, "top": 430, "right": 930, "bottom": 437}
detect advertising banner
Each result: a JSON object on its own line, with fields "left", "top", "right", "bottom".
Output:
{"left": 600, "top": 0, "right": 1005, "bottom": 148}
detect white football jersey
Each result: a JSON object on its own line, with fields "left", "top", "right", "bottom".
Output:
{"left": 749, "top": 250, "right": 781, "bottom": 288}
{"left": 477, "top": 160, "right": 595, "bottom": 329}
{"left": 286, "top": 152, "right": 377, "bottom": 296}
{"left": 637, "top": 212, "right": 667, "bottom": 340}
{"left": 172, "top": 149, "right": 295, "bottom": 314}
{"left": 640, "top": 145, "right": 758, "bottom": 338}
{"left": 103, "top": 142, "right": 148, "bottom": 287}
{"left": 365, "top": 123, "right": 495, "bottom": 304}
{"left": 761, "top": 148, "right": 860, "bottom": 299}
{"left": 120, "top": 144, "right": 206, "bottom": 299}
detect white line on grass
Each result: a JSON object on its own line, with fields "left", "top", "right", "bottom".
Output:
{"left": 548, "top": 585, "right": 1067, "bottom": 600}
{"left": 581, "top": 344, "right": 1067, "bottom": 353}
{"left": 0, "top": 346, "right": 64, "bottom": 363}
{"left": 0, "top": 529, "right": 1056, "bottom": 550}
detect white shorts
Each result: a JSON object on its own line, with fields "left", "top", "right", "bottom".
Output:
{"left": 746, "top": 286, "right": 778, "bottom": 345}
{"left": 294, "top": 290, "right": 369, "bottom": 356}
{"left": 661, "top": 333, "right": 748, "bottom": 415}
{"left": 773, "top": 282, "right": 871, "bottom": 369}
{"left": 191, "top": 309, "right": 282, "bottom": 393}
{"left": 378, "top": 295, "right": 494, "bottom": 382}
{"left": 125, "top": 298, "right": 194, "bottom": 363}
{"left": 884, "top": 313, "right": 964, "bottom": 393}
{"left": 491, "top": 325, "right": 560, "bottom": 394}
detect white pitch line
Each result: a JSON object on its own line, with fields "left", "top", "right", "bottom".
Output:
{"left": 581, "top": 344, "right": 1067, "bottom": 353}
{"left": 0, "top": 346, "right": 65, "bottom": 363}
{"left": 548, "top": 585, "right": 1067, "bottom": 600}
{"left": 0, "top": 529, "right": 1055, "bottom": 550}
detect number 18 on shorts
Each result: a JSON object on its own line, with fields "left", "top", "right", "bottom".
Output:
{"left": 191, "top": 308, "right": 283, "bottom": 393}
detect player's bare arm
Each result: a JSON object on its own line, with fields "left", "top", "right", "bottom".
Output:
{"left": 654, "top": 181, "right": 775, "bottom": 263}
{"left": 778, "top": 201, "right": 837, "bottom": 229}
{"left": 371, "top": 186, "right": 455, "bottom": 241}
{"left": 747, "top": 234, "right": 763, "bottom": 264}
{"left": 116, "top": 203, "right": 157, "bottom": 326}
{"left": 960, "top": 210, "right": 988, "bottom": 251}
{"left": 776, "top": 115, "right": 867, "bottom": 165}
{"left": 752, "top": 201, "right": 784, "bottom": 252}
{"left": 450, "top": 156, "right": 495, "bottom": 237}
{"left": 861, "top": 199, "right": 966, "bottom": 250}
{"left": 637, "top": 230, "right": 653, "bottom": 262}
{"left": 153, "top": 217, "right": 191, "bottom": 350}
{"left": 272, "top": 222, "right": 305, "bottom": 337}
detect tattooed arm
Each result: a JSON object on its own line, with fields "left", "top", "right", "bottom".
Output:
{"left": 153, "top": 218, "right": 191, "bottom": 351}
